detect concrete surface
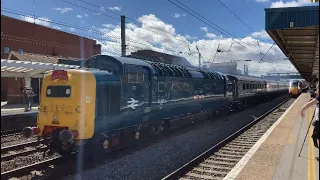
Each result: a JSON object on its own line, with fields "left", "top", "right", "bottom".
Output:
{"left": 227, "top": 93, "right": 319, "bottom": 180}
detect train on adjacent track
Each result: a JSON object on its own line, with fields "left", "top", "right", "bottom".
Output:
{"left": 288, "top": 79, "right": 308, "bottom": 98}
{"left": 22, "top": 55, "right": 289, "bottom": 156}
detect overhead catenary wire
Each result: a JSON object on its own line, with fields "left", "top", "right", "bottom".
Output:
{"left": 1, "top": 8, "right": 193, "bottom": 57}
{"left": 167, "top": 0, "right": 277, "bottom": 63}
{"left": 216, "top": 0, "right": 272, "bottom": 44}
{"left": 65, "top": 0, "right": 273, "bottom": 58}
{"left": 1, "top": 10, "right": 214, "bottom": 65}
{"left": 66, "top": 0, "right": 279, "bottom": 69}
{"left": 168, "top": 0, "right": 263, "bottom": 55}
{"left": 168, "top": 0, "right": 282, "bottom": 75}
{"left": 2, "top": 5, "right": 284, "bottom": 74}
{"left": 66, "top": 0, "right": 223, "bottom": 61}
{"left": 251, "top": 42, "right": 276, "bottom": 75}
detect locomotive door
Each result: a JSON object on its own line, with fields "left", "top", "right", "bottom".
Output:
{"left": 125, "top": 65, "right": 150, "bottom": 111}
{"left": 232, "top": 80, "right": 237, "bottom": 100}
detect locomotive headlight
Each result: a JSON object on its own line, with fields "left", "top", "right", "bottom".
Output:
{"left": 66, "top": 88, "right": 70, "bottom": 95}
{"left": 53, "top": 114, "right": 57, "bottom": 120}
{"left": 47, "top": 88, "right": 51, "bottom": 95}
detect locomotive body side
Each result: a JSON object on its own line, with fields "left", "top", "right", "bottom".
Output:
{"left": 22, "top": 54, "right": 289, "bottom": 156}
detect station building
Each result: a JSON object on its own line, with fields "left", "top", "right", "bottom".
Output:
{"left": 1, "top": 15, "right": 101, "bottom": 104}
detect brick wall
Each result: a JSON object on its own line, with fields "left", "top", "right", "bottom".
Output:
{"left": 1, "top": 15, "right": 101, "bottom": 59}
{"left": 1, "top": 77, "right": 25, "bottom": 104}
{"left": 1, "top": 15, "right": 102, "bottom": 104}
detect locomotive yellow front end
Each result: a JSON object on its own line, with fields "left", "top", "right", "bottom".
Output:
{"left": 23, "top": 69, "right": 96, "bottom": 154}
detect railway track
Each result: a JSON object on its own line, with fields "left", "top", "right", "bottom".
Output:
{"left": 0, "top": 138, "right": 63, "bottom": 180}
{"left": 1, "top": 139, "right": 42, "bottom": 154}
{"left": 1, "top": 156, "right": 63, "bottom": 179}
{"left": 1, "top": 129, "right": 22, "bottom": 137}
{"left": 162, "top": 97, "right": 292, "bottom": 180}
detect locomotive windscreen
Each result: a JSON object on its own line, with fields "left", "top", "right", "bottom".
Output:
{"left": 82, "top": 56, "right": 121, "bottom": 75}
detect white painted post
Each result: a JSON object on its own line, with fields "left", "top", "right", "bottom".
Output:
{"left": 25, "top": 77, "right": 31, "bottom": 88}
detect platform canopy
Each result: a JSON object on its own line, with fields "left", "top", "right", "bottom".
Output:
{"left": 1, "top": 51, "right": 82, "bottom": 78}
{"left": 265, "top": 6, "right": 319, "bottom": 82}
{"left": 1, "top": 59, "right": 80, "bottom": 78}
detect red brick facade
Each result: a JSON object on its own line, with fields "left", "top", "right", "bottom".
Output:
{"left": 1, "top": 15, "right": 102, "bottom": 104}
{"left": 1, "top": 15, "right": 101, "bottom": 59}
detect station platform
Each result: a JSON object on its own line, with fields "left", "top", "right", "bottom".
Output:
{"left": 1, "top": 102, "right": 39, "bottom": 116}
{"left": 224, "top": 93, "right": 319, "bottom": 180}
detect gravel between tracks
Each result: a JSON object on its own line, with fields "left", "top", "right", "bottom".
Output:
{"left": 1, "top": 151, "right": 59, "bottom": 173}
{"left": 1, "top": 134, "right": 37, "bottom": 148}
{"left": 54, "top": 96, "right": 291, "bottom": 180}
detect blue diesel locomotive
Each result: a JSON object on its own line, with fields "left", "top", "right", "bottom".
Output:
{"left": 22, "top": 55, "right": 288, "bottom": 156}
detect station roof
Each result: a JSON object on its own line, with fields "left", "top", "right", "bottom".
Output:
{"left": 265, "top": 6, "right": 319, "bottom": 82}
{"left": 1, "top": 51, "right": 80, "bottom": 78}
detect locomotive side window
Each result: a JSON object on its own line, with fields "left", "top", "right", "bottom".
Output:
{"left": 46, "top": 86, "right": 71, "bottom": 98}
{"left": 158, "top": 82, "right": 165, "bottom": 92}
{"left": 128, "top": 72, "right": 144, "bottom": 83}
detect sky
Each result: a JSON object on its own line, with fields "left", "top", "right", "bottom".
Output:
{"left": 1, "top": 0, "right": 319, "bottom": 76}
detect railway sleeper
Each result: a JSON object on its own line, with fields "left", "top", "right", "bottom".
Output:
{"left": 222, "top": 146, "right": 250, "bottom": 152}
{"left": 223, "top": 144, "right": 250, "bottom": 151}
{"left": 238, "top": 136, "right": 263, "bottom": 141}
{"left": 233, "top": 138, "right": 258, "bottom": 143}
{"left": 204, "top": 159, "right": 235, "bottom": 167}
{"left": 199, "top": 163, "right": 233, "bottom": 171}
{"left": 208, "top": 157, "right": 239, "bottom": 163}
{"left": 230, "top": 141, "right": 255, "bottom": 146}
{"left": 218, "top": 149, "right": 247, "bottom": 155}
{"left": 184, "top": 172, "right": 221, "bottom": 180}
{"left": 213, "top": 153, "right": 243, "bottom": 160}
{"left": 191, "top": 168, "right": 228, "bottom": 177}
{"left": 196, "top": 164, "right": 230, "bottom": 173}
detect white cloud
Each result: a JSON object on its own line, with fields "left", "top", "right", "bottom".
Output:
{"left": 52, "top": 26, "right": 62, "bottom": 30}
{"left": 22, "top": 16, "right": 51, "bottom": 27}
{"left": 255, "top": 0, "right": 269, "bottom": 2}
{"left": 205, "top": 33, "right": 217, "bottom": 39}
{"left": 84, "top": 14, "right": 89, "bottom": 17}
{"left": 77, "top": 15, "right": 83, "bottom": 19}
{"left": 94, "top": 14, "right": 296, "bottom": 76}
{"left": 93, "top": 12, "right": 101, "bottom": 16}
{"left": 173, "top": 13, "right": 187, "bottom": 18}
{"left": 53, "top": 7, "right": 73, "bottom": 14}
{"left": 108, "top": 6, "right": 121, "bottom": 11}
{"left": 70, "top": 27, "right": 75, "bottom": 31}
{"left": 102, "top": 24, "right": 116, "bottom": 28}
{"left": 270, "top": 0, "right": 312, "bottom": 8}
{"left": 173, "top": 13, "right": 181, "bottom": 18}
{"left": 251, "top": 30, "right": 271, "bottom": 40}
{"left": 81, "top": 21, "right": 85, "bottom": 24}
{"left": 200, "top": 27, "right": 208, "bottom": 32}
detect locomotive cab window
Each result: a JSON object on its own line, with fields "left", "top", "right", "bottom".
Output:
{"left": 128, "top": 72, "right": 144, "bottom": 83}
{"left": 46, "top": 86, "right": 71, "bottom": 98}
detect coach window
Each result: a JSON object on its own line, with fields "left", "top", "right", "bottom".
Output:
{"left": 18, "top": 48, "right": 24, "bottom": 53}
{"left": 243, "top": 84, "right": 246, "bottom": 90}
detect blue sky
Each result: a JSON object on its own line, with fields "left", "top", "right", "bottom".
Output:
{"left": 1, "top": 0, "right": 319, "bottom": 75}
{"left": 1, "top": 0, "right": 280, "bottom": 38}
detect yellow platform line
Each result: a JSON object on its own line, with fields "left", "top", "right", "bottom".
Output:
{"left": 308, "top": 108, "right": 316, "bottom": 180}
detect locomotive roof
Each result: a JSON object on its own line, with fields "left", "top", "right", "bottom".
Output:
{"left": 227, "top": 75, "right": 266, "bottom": 83}
{"left": 85, "top": 55, "right": 156, "bottom": 75}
